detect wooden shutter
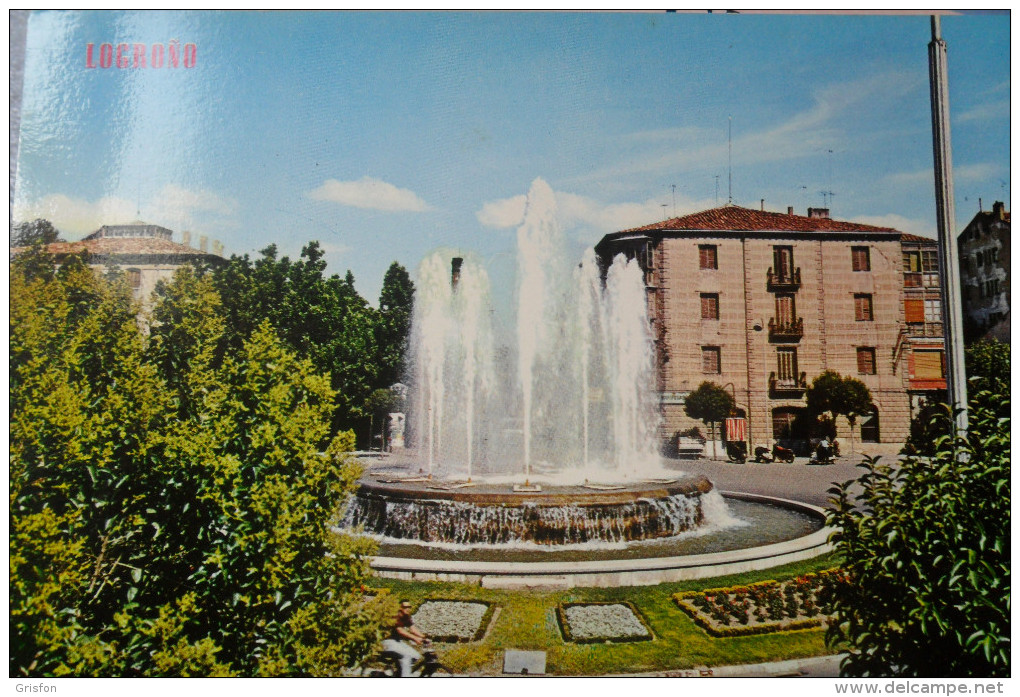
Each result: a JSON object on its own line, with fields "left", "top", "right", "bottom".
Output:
{"left": 904, "top": 299, "right": 924, "bottom": 323}
{"left": 914, "top": 351, "right": 944, "bottom": 378}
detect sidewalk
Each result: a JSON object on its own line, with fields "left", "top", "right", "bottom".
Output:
{"left": 611, "top": 653, "right": 845, "bottom": 678}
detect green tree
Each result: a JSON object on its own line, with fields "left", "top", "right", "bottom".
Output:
{"left": 806, "top": 370, "right": 873, "bottom": 453}
{"left": 683, "top": 382, "right": 735, "bottom": 460}
{"left": 10, "top": 256, "right": 387, "bottom": 676}
{"left": 375, "top": 262, "right": 415, "bottom": 388}
{"left": 826, "top": 344, "right": 1010, "bottom": 676}
{"left": 210, "top": 243, "right": 385, "bottom": 444}
{"left": 11, "top": 218, "right": 62, "bottom": 247}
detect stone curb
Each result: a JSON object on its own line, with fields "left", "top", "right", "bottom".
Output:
{"left": 607, "top": 653, "right": 845, "bottom": 678}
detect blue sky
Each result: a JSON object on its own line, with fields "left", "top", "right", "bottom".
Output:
{"left": 14, "top": 11, "right": 1010, "bottom": 304}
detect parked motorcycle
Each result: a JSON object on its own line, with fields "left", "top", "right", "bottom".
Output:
{"left": 726, "top": 441, "right": 747, "bottom": 463}
{"left": 772, "top": 443, "right": 796, "bottom": 463}
{"left": 754, "top": 445, "right": 774, "bottom": 463}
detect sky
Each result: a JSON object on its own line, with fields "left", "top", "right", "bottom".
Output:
{"left": 13, "top": 10, "right": 1011, "bottom": 305}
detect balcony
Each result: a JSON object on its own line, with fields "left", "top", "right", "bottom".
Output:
{"left": 767, "top": 266, "right": 801, "bottom": 291}
{"left": 769, "top": 371, "right": 808, "bottom": 396}
{"left": 768, "top": 316, "right": 804, "bottom": 342}
{"left": 905, "top": 321, "right": 944, "bottom": 338}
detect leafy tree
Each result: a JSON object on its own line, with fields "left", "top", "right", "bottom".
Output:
{"left": 210, "top": 243, "right": 389, "bottom": 445}
{"left": 376, "top": 262, "right": 415, "bottom": 387}
{"left": 10, "top": 256, "right": 387, "bottom": 676}
{"left": 11, "top": 218, "right": 62, "bottom": 247}
{"left": 826, "top": 344, "right": 1010, "bottom": 677}
{"left": 806, "top": 370, "right": 872, "bottom": 452}
{"left": 683, "top": 381, "right": 735, "bottom": 459}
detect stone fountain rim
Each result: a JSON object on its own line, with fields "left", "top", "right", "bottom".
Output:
{"left": 355, "top": 472, "right": 714, "bottom": 506}
{"left": 365, "top": 491, "right": 834, "bottom": 587}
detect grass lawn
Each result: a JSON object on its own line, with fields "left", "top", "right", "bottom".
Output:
{"left": 375, "top": 552, "right": 840, "bottom": 676}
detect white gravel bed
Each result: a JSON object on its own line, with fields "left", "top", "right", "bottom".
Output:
{"left": 413, "top": 600, "right": 489, "bottom": 640}
{"left": 563, "top": 603, "right": 650, "bottom": 641}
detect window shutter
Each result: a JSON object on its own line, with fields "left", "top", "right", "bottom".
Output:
{"left": 914, "top": 351, "right": 944, "bottom": 378}
{"left": 904, "top": 299, "right": 924, "bottom": 323}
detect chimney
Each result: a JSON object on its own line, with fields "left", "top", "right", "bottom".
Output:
{"left": 760, "top": 199, "right": 765, "bottom": 211}
{"left": 993, "top": 200, "right": 1005, "bottom": 220}
{"left": 451, "top": 257, "right": 463, "bottom": 291}
{"left": 787, "top": 206, "right": 794, "bottom": 215}
{"left": 807, "top": 207, "right": 830, "bottom": 219}
{"left": 199, "top": 235, "right": 208, "bottom": 252}
{"left": 181, "top": 230, "right": 191, "bottom": 247}
{"left": 979, "top": 197, "right": 983, "bottom": 212}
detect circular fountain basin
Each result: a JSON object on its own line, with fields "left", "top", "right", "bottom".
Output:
{"left": 342, "top": 473, "right": 832, "bottom": 588}
{"left": 346, "top": 474, "right": 714, "bottom": 546}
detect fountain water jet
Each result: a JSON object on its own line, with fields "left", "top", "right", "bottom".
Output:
{"left": 405, "top": 179, "right": 662, "bottom": 483}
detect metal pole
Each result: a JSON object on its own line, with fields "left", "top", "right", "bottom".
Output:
{"left": 928, "top": 15, "right": 968, "bottom": 433}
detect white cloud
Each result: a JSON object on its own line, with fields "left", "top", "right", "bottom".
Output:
{"left": 564, "top": 71, "right": 922, "bottom": 188}
{"left": 850, "top": 213, "right": 934, "bottom": 237}
{"left": 306, "top": 177, "right": 433, "bottom": 212}
{"left": 476, "top": 194, "right": 527, "bottom": 228}
{"left": 477, "top": 187, "right": 718, "bottom": 234}
{"left": 13, "top": 185, "right": 239, "bottom": 238}
{"left": 13, "top": 193, "right": 136, "bottom": 236}
{"left": 957, "top": 99, "right": 1009, "bottom": 124}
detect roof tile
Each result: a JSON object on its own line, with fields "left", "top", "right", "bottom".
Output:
{"left": 623, "top": 205, "right": 900, "bottom": 234}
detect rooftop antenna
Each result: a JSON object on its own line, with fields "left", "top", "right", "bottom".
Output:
{"left": 671, "top": 184, "right": 677, "bottom": 217}
{"left": 825, "top": 148, "right": 836, "bottom": 212}
{"left": 661, "top": 204, "right": 668, "bottom": 221}
{"left": 714, "top": 175, "right": 720, "bottom": 205}
{"left": 727, "top": 115, "right": 733, "bottom": 204}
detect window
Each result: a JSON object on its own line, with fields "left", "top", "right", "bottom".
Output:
{"left": 699, "top": 245, "right": 718, "bottom": 270}
{"left": 857, "top": 347, "right": 877, "bottom": 375}
{"left": 903, "top": 251, "right": 921, "bottom": 272}
{"left": 860, "top": 406, "right": 880, "bottom": 443}
{"left": 775, "top": 294, "right": 795, "bottom": 324}
{"left": 914, "top": 350, "right": 945, "bottom": 379}
{"left": 700, "top": 293, "right": 719, "bottom": 320}
{"left": 773, "top": 246, "right": 794, "bottom": 281}
{"left": 904, "top": 298, "right": 925, "bottom": 323}
{"left": 776, "top": 347, "right": 798, "bottom": 381}
{"left": 636, "top": 240, "right": 655, "bottom": 285}
{"left": 854, "top": 293, "right": 874, "bottom": 321}
{"left": 127, "top": 268, "right": 142, "bottom": 290}
{"left": 701, "top": 346, "right": 721, "bottom": 374}
{"left": 851, "top": 246, "right": 871, "bottom": 272}
{"left": 925, "top": 298, "right": 942, "bottom": 323}
{"left": 921, "top": 250, "right": 938, "bottom": 273}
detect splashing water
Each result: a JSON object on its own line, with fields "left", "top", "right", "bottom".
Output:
{"left": 407, "top": 178, "right": 664, "bottom": 483}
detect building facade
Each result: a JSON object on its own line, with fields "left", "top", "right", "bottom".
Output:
{"left": 596, "top": 205, "right": 947, "bottom": 454}
{"left": 958, "top": 200, "right": 1010, "bottom": 342}
{"left": 21, "top": 220, "right": 224, "bottom": 314}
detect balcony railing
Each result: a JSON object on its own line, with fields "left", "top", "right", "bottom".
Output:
{"left": 767, "top": 266, "right": 801, "bottom": 291}
{"left": 768, "top": 316, "right": 804, "bottom": 341}
{"left": 769, "top": 371, "right": 808, "bottom": 395}
{"left": 905, "top": 321, "right": 944, "bottom": 338}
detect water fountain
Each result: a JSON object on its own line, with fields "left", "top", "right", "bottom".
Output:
{"left": 341, "top": 179, "right": 829, "bottom": 584}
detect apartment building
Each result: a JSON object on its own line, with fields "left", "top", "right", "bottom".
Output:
{"left": 958, "top": 200, "right": 1010, "bottom": 342}
{"left": 595, "top": 205, "right": 947, "bottom": 453}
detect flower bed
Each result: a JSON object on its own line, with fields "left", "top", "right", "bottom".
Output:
{"left": 412, "top": 599, "right": 495, "bottom": 643}
{"left": 558, "top": 602, "right": 653, "bottom": 644}
{"left": 674, "top": 569, "right": 845, "bottom": 637}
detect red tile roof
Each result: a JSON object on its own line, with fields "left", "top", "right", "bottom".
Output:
{"left": 900, "top": 233, "right": 937, "bottom": 243}
{"left": 17, "top": 237, "right": 216, "bottom": 257}
{"left": 623, "top": 205, "right": 900, "bottom": 234}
